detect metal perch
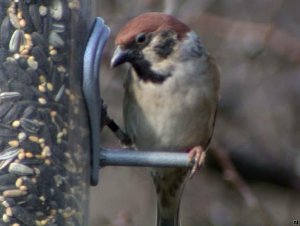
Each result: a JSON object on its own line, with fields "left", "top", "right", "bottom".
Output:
{"left": 100, "top": 148, "right": 192, "bottom": 168}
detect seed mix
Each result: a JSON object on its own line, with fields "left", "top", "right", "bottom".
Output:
{"left": 0, "top": 0, "right": 90, "bottom": 225}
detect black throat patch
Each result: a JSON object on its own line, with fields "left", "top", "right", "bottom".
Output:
{"left": 131, "top": 58, "right": 171, "bottom": 84}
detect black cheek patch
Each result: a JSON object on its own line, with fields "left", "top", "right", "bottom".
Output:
{"left": 153, "top": 37, "right": 176, "bottom": 58}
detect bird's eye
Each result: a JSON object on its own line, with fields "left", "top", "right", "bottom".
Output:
{"left": 135, "top": 33, "right": 146, "bottom": 44}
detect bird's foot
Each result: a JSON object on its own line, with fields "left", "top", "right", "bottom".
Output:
{"left": 188, "top": 146, "right": 206, "bottom": 178}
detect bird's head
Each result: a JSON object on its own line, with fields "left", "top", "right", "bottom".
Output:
{"left": 111, "top": 12, "right": 194, "bottom": 83}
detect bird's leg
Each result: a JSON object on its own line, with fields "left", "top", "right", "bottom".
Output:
{"left": 188, "top": 146, "right": 206, "bottom": 178}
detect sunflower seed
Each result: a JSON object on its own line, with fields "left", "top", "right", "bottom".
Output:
{"left": 9, "top": 29, "right": 25, "bottom": 53}
{"left": 22, "top": 194, "right": 41, "bottom": 210}
{"left": 20, "top": 118, "right": 41, "bottom": 134}
{"left": 8, "top": 12, "right": 20, "bottom": 29}
{"left": 52, "top": 23, "right": 65, "bottom": 33}
{"left": 42, "top": 16, "right": 51, "bottom": 38}
{"left": 21, "top": 105, "right": 37, "bottom": 119}
{"left": 0, "top": 122, "right": 17, "bottom": 130}
{"left": 17, "top": 57, "right": 29, "bottom": 69}
{"left": 65, "top": 195, "right": 80, "bottom": 210}
{"left": 0, "top": 125, "right": 18, "bottom": 137}
{"left": 49, "top": 31, "right": 64, "bottom": 47}
{"left": 8, "top": 82, "right": 35, "bottom": 100}
{"left": 0, "top": 16, "right": 14, "bottom": 47}
{"left": 31, "top": 46, "right": 49, "bottom": 71}
{"left": 0, "top": 174, "right": 17, "bottom": 184}
{"left": 31, "top": 32, "right": 48, "bottom": 52}
{"left": 18, "top": 0, "right": 34, "bottom": 32}
{"left": 29, "top": 4, "right": 42, "bottom": 32}
{"left": 3, "top": 60, "right": 21, "bottom": 80}
{"left": 25, "top": 68, "right": 38, "bottom": 84}
{"left": 0, "top": 47, "right": 7, "bottom": 63}
{"left": 19, "top": 158, "right": 43, "bottom": 166}
{"left": 0, "top": 70, "right": 9, "bottom": 92}
{"left": 8, "top": 163, "right": 34, "bottom": 176}
{"left": 54, "top": 85, "right": 65, "bottom": 102}
{"left": 50, "top": 0, "right": 63, "bottom": 20}
{"left": 14, "top": 68, "right": 33, "bottom": 85}
{"left": 0, "top": 158, "right": 14, "bottom": 170}
{"left": 0, "top": 102, "right": 13, "bottom": 118}
{"left": 0, "top": 92, "right": 21, "bottom": 101}
{"left": 0, "top": 147, "right": 19, "bottom": 160}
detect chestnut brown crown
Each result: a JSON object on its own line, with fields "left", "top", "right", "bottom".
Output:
{"left": 115, "top": 12, "right": 191, "bottom": 46}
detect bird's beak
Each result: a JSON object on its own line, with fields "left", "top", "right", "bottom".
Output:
{"left": 110, "top": 45, "right": 129, "bottom": 68}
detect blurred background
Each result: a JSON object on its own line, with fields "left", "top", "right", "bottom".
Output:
{"left": 89, "top": 0, "right": 300, "bottom": 225}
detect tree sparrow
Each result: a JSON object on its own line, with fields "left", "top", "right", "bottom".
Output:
{"left": 111, "top": 12, "right": 220, "bottom": 226}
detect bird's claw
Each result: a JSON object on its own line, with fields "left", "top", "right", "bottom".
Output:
{"left": 188, "top": 146, "right": 206, "bottom": 178}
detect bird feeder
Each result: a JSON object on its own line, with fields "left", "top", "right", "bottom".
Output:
{"left": 0, "top": 1, "right": 92, "bottom": 225}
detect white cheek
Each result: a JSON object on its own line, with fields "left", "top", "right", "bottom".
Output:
{"left": 142, "top": 36, "right": 161, "bottom": 63}
{"left": 141, "top": 36, "right": 178, "bottom": 75}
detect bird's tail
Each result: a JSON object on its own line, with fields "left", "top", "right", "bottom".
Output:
{"left": 156, "top": 202, "right": 180, "bottom": 226}
{"left": 152, "top": 168, "right": 188, "bottom": 226}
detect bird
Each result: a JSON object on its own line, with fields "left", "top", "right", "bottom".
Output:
{"left": 111, "top": 12, "right": 220, "bottom": 226}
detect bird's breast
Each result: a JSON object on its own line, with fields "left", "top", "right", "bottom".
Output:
{"left": 124, "top": 66, "right": 217, "bottom": 151}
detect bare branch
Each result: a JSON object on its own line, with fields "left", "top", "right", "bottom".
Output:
{"left": 211, "top": 143, "right": 277, "bottom": 226}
